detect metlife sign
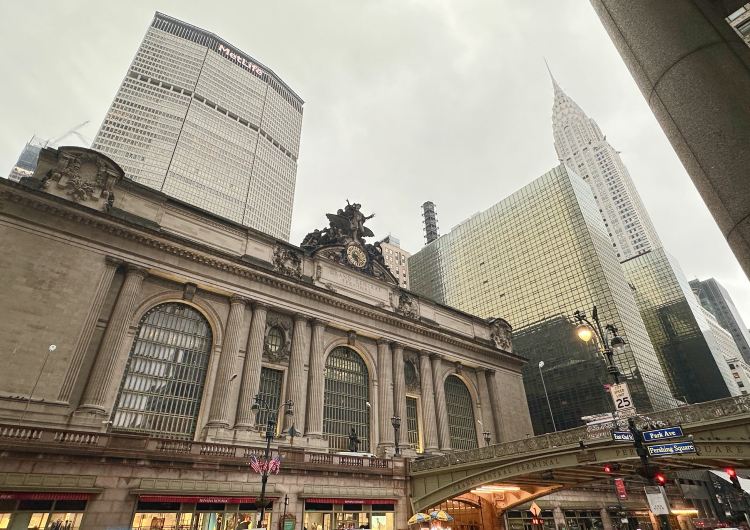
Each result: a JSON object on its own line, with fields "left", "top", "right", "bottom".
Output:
{"left": 642, "top": 426, "right": 683, "bottom": 442}
{"left": 646, "top": 441, "right": 696, "bottom": 457}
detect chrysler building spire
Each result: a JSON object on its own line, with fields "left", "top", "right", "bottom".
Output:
{"left": 549, "top": 69, "right": 660, "bottom": 261}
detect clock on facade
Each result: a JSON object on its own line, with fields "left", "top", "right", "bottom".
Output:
{"left": 346, "top": 244, "right": 367, "bottom": 268}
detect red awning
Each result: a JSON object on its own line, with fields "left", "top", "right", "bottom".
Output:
{"left": 139, "top": 495, "right": 277, "bottom": 504}
{"left": 305, "top": 498, "right": 397, "bottom": 505}
{"left": 0, "top": 492, "right": 90, "bottom": 501}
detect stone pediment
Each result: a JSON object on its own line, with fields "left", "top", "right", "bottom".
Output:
{"left": 27, "top": 146, "right": 124, "bottom": 211}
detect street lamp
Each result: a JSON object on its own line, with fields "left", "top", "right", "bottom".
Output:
{"left": 538, "top": 360, "right": 557, "bottom": 432}
{"left": 252, "top": 396, "right": 294, "bottom": 529}
{"left": 573, "top": 305, "right": 626, "bottom": 384}
{"left": 390, "top": 416, "right": 401, "bottom": 456}
{"left": 482, "top": 431, "right": 491, "bottom": 446}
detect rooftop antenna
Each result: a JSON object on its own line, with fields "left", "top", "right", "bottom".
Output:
{"left": 422, "top": 201, "right": 439, "bottom": 244}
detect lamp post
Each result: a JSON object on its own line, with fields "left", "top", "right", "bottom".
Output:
{"left": 390, "top": 416, "right": 401, "bottom": 456}
{"left": 573, "top": 305, "right": 626, "bottom": 385}
{"left": 537, "top": 360, "right": 557, "bottom": 432}
{"left": 21, "top": 344, "right": 56, "bottom": 424}
{"left": 252, "top": 396, "right": 294, "bottom": 529}
{"left": 482, "top": 431, "right": 491, "bottom": 446}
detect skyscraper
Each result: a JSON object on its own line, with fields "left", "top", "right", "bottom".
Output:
{"left": 727, "top": 4, "right": 750, "bottom": 47}
{"left": 690, "top": 277, "right": 750, "bottom": 363}
{"left": 409, "top": 165, "right": 676, "bottom": 432}
{"left": 551, "top": 69, "right": 660, "bottom": 261}
{"left": 7, "top": 136, "right": 47, "bottom": 183}
{"left": 621, "top": 249, "right": 737, "bottom": 403}
{"left": 92, "top": 12, "right": 303, "bottom": 240}
{"left": 379, "top": 235, "right": 411, "bottom": 288}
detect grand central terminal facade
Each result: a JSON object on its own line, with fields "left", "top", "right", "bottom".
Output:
{"left": 0, "top": 147, "right": 533, "bottom": 530}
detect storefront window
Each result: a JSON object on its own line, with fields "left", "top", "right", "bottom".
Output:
{"left": 0, "top": 498, "right": 86, "bottom": 530}
{"left": 132, "top": 500, "right": 271, "bottom": 530}
{"left": 304, "top": 502, "right": 394, "bottom": 530}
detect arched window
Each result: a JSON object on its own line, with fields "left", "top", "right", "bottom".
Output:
{"left": 112, "top": 303, "right": 213, "bottom": 439}
{"left": 444, "top": 375, "right": 478, "bottom": 450}
{"left": 324, "top": 346, "right": 370, "bottom": 451}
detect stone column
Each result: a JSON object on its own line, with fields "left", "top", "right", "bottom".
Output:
{"left": 475, "top": 367, "right": 495, "bottom": 444}
{"left": 59, "top": 256, "right": 121, "bottom": 403}
{"left": 600, "top": 508, "right": 613, "bottom": 530}
{"left": 305, "top": 319, "right": 327, "bottom": 436}
{"left": 392, "top": 343, "right": 407, "bottom": 435}
{"left": 553, "top": 507, "right": 565, "bottom": 530}
{"left": 235, "top": 303, "right": 268, "bottom": 428}
{"left": 284, "top": 314, "right": 310, "bottom": 432}
{"left": 589, "top": 0, "right": 750, "bottom": 278}
{"left": 78, "top": 264, "right": 148, "bottom": 414}
{"left": 431, "top": 354, "right": 451, "bottom": 450}
{"left": 206, "top": 295, "right": 248, "bottom": 427}
{"left": 418, "top": 351, "right": 439, "bottom": 452}
{"left": 377, "top": 339, "right": 394, "bottom": 451}
{"left": 486, "top": 369, "right": 506, "bottom": 442}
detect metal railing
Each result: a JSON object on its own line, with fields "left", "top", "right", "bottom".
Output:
{"left": 410, "top": 393, "right": 750, "bottom": 473}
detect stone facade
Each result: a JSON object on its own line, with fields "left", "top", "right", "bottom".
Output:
{"left": 0, "top": 146, "right": 532, "bottom": 530}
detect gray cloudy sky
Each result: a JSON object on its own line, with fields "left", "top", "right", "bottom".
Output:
{"left": 3, "top": 1, "right": 750, "bottom": 324}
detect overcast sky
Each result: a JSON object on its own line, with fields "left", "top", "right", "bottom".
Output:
{"left": 3, "top": 1, "right": 750, "bottom": 326}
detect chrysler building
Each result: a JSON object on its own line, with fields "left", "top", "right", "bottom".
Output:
{"left": 550, "top": 69, "right": 660, "bottom": 261}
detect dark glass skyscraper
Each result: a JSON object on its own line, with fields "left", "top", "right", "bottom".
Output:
{"left": 622, "top": 250, "right": 738, "bottom": 403}
{"left": 409, "top": 165, "right": 676, "bottom": 433}
{"left": 92, "top": 12, "right": 303, "bottom": 240}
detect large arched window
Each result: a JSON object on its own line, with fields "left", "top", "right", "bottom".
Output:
{"left": 112, "top": 303, "right": 213, "bottom": 439}
{"left": 444, "top": 375, "right": 478, "bottom": 450}
{"left": 324, "top": 346, "right": 370, "bottom": 451}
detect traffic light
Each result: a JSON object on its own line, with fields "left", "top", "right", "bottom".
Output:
{"left": 725, "top": 467, "right": 742, "bottom": 490}
{"left": 653, "top": 471, "right": 667, "bottom": 486}
{"left": 604, "top": 463, "right": 622, "bottom": 473}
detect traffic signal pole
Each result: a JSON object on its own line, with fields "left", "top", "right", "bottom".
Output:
{"left": 628, "top": 418, "right": 672, "bottom": 530}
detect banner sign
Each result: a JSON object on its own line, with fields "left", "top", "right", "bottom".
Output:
{"left": 614, "top": 478, "right": 628, "bottom": 500}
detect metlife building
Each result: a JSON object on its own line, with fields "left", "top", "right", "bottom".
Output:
{"left": 92, "top": 12, "right": 304, "bottom": 240}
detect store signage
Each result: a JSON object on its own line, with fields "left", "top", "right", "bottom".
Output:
{"left": 305, "top": 498, "right": 398, "bottom": 505}
{"left": 612, "top": 430, "right": 634, "bottom": 442}
{"left": 614, "top": 478, "right": 628, "bottom": 500}
{"left": 139, "top": 495, "right": 275, "bottom": 504}
{"left": 217, "top": 44, "right": 264, "bottom": 77}
{"left": 0, "top": 492, "right": 89, "bottom": 501}
{"left": 642, "top": 426, "right": 683, "bottom": 442}
{"left": 646, "top": 441, "right": 696, "bottom": 457}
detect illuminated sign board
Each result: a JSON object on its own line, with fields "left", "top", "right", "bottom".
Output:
{"left": 217, "top": 44, "right": 264, "bottom": 77}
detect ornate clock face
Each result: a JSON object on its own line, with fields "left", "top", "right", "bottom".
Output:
{"left": 346, "top": 244, "right": 367, "bottom": 268}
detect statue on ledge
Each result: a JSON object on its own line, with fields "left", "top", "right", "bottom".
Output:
{"left": 348, "top": 427, "right": 360, "bottom": 452}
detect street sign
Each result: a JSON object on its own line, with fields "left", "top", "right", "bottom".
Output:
{"left": 646, "top": 441, "right": 696, "bottom": 457}
{"left": 644, "top": 486, "right": 670, "bottom": 515}
{"left": 642, "top": 426, "right": 684, "bottom": 442}
{"left": 614, "top": 478, "right": 628, "bottom": 500}
{"left": 612, "top": 430, "right": 634, "bottom": 442}
{"left": 530, "top": 502, "right": 542, "bottom": 517}
{"left": 610, "top": 383, "right": 635, "bottom": 417}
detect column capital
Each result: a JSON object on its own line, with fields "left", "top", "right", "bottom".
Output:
{"left": 475, "top": 366, "right": 487, "bottom": 375}
{"left": 252, "top": 301, "right": 270, "bottom": 311}
{"left": 125, "top": 264, "right": 149, "bottom": 278}
{"left": 104, "top": 255, "right": 124, "bottom": 267}
{"left": 376, "top": 337, "right": 392, "bottom": 346}
{"left": 391, "top": 342, "right": 404, "bottom": 352}
{"left": 293, "top": 312, "right": 310, "bottom": 323}
{"left": 310, "top": 318, "right": 329, "bottom": 329}
{"left": 229, "top": 294, "right": 249, "bottom": 306}
{"left": 429, "top": 352, "right": 443, "bottom": 361}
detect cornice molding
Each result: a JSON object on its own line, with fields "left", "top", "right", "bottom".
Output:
{"left": 0, "top": 186, "right": 524, "bottom": 367}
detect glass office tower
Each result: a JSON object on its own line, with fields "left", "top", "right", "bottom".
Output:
{"left": 92, "top": 12, "right": 303, "bottom": 240}
{"left": 622, "top": 250, "right": 737, "bottom": 403}
{"left": 690, "top": 277, "right": 750, "bottom": 363}
{"left": 409, "top": 165, "right": 676, "bottom": 433}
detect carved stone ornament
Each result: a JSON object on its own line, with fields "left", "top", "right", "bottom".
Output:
{"left": 38, "top": 147, "right": 123, "bottom": 210}
{"left": 300, "top": 200, "right": 398, "bottom": 285}
{"left": 488, "top": 317, "right": 513, "bottom": 352}
{"left": 272, "top": 245, "right": 303, "bottom": 279}
{"left": 263, "top": 315, "right": 292, "bottom": 363}
{"left": 404, "top": 358, "right": 421, "bottom": 393}
{"left": 393, "top": 292, "right": 419, "bottom": 320}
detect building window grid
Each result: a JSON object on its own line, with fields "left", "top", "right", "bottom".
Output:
{"left": 444, "top": 376, "right": 478, "bottom": 450}
{"left": 406, "top": 396, "right": 422, "bottom": 453}
{"left": 256, "top": 367, "right": 284, "bottom": 428}
{"left": 323, "top": 347, "right": 370, "bottom": 452}
{"left": 112, "top": 303, "right": 212, "bottom": 439}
